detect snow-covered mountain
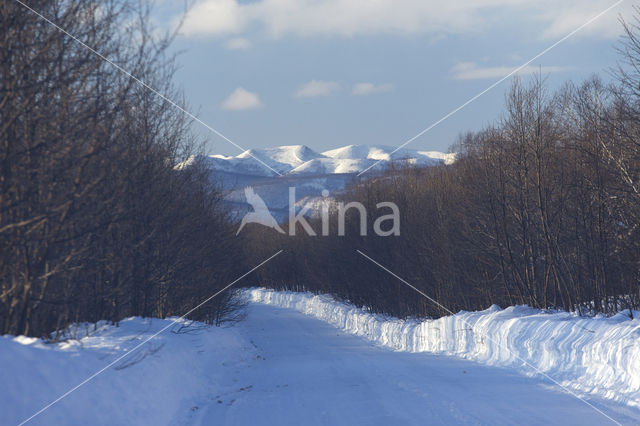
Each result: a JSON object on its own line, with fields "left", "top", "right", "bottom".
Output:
{"left": 179, "top": 144, "right": 455, "bottom": 221}
{"left": 181, "top": 144, "right": 455, "bottom": 178}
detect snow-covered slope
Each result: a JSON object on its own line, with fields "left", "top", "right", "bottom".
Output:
{"left": 212, "top": 145, "right": 323, "bottom": 176}
{"left": 0, "top": 317, "right": 248, "bottom": 425}
{"left": 321, "top": 144, "right": 456, "bottom": 168}
{"left": 248, "top": 288, "right": 640, "bottom": 410}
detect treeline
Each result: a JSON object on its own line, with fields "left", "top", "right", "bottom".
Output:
{"left": 247, "top": 18, "right": 640, "bottom": 318}
{"left": 0, "top": 0, "right": 244, "bottom": 337}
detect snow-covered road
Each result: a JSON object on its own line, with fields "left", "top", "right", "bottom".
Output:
{"left": 2, "top": 302, "right": 638, "bottom": 425}
{"left": 192, "top": 303, "right": 636, "bottom": 426}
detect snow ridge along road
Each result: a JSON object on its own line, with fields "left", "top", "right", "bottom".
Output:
{"left": 248, "top": 288, "right": 640, "bottom": 410}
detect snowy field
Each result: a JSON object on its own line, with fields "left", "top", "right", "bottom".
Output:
{"left": 0, "top": 290, "right": 638, "bottom": 425}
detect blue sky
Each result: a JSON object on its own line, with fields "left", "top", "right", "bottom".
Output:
{"left": 155, "top": 0, "right": 631, "bottom": 156}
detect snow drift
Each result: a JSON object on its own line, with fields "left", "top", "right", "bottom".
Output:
{"left": 0, "top": 317, "right": 250, "bottom": 425}
{"left": 247, "top": 288, "right": 640, "bottom": 408}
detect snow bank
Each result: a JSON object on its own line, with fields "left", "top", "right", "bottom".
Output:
{"left": 247, "top": 288, "right": 640, "bottom": 408}
{"left": 0, "top": 317, "right": 249, "bottom": 425}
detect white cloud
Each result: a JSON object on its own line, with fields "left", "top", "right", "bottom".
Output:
{"left": 179, "top": 0, "right": 631, "bottom": 40}
{"left": 182, "top": 0, "right": 479, "bottom": 38}
{"left": 225, "top": 37, "right": 252, "bottom": 50}
{"left": 293, "top": 80, "right": 340, "bottom": 98}
{"left": 221, "top": 87, "right": 262, "bottom": 110}
{"left": 352, "top": 83, "right": 394, "bottom": 96}
{"left": 181, "top": 0, "right": 246, "bottom": 36}
{"left": 537, "top": 1, "right": 632, "bottom": 40}
{"left": 451, "top": 62, "right": 572, "bottom": 80}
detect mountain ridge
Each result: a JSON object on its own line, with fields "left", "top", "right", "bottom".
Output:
{"left": 180, "top": 144, "right": 455, "bottom": 178}
{"left": 178, "top": 144, "right": 456, "bottom": 221}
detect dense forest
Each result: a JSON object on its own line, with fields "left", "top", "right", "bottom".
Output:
{"left": 0, "top": 0, "right": 245, "bottom": 337}
{"left": 247, "top": 16, "right": 640, "bottom": 319}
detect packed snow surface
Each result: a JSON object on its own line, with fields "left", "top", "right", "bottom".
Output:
{"left": 1, "top": 292, "right": 638, "bottom": 425}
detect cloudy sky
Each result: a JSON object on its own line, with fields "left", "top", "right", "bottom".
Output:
{"left": 155, "top": 0, "right": 631, "bottom": 156}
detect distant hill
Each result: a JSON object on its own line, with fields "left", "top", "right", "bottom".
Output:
{"left": 178, "top": 144, "right": 455, "bottom": 221}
